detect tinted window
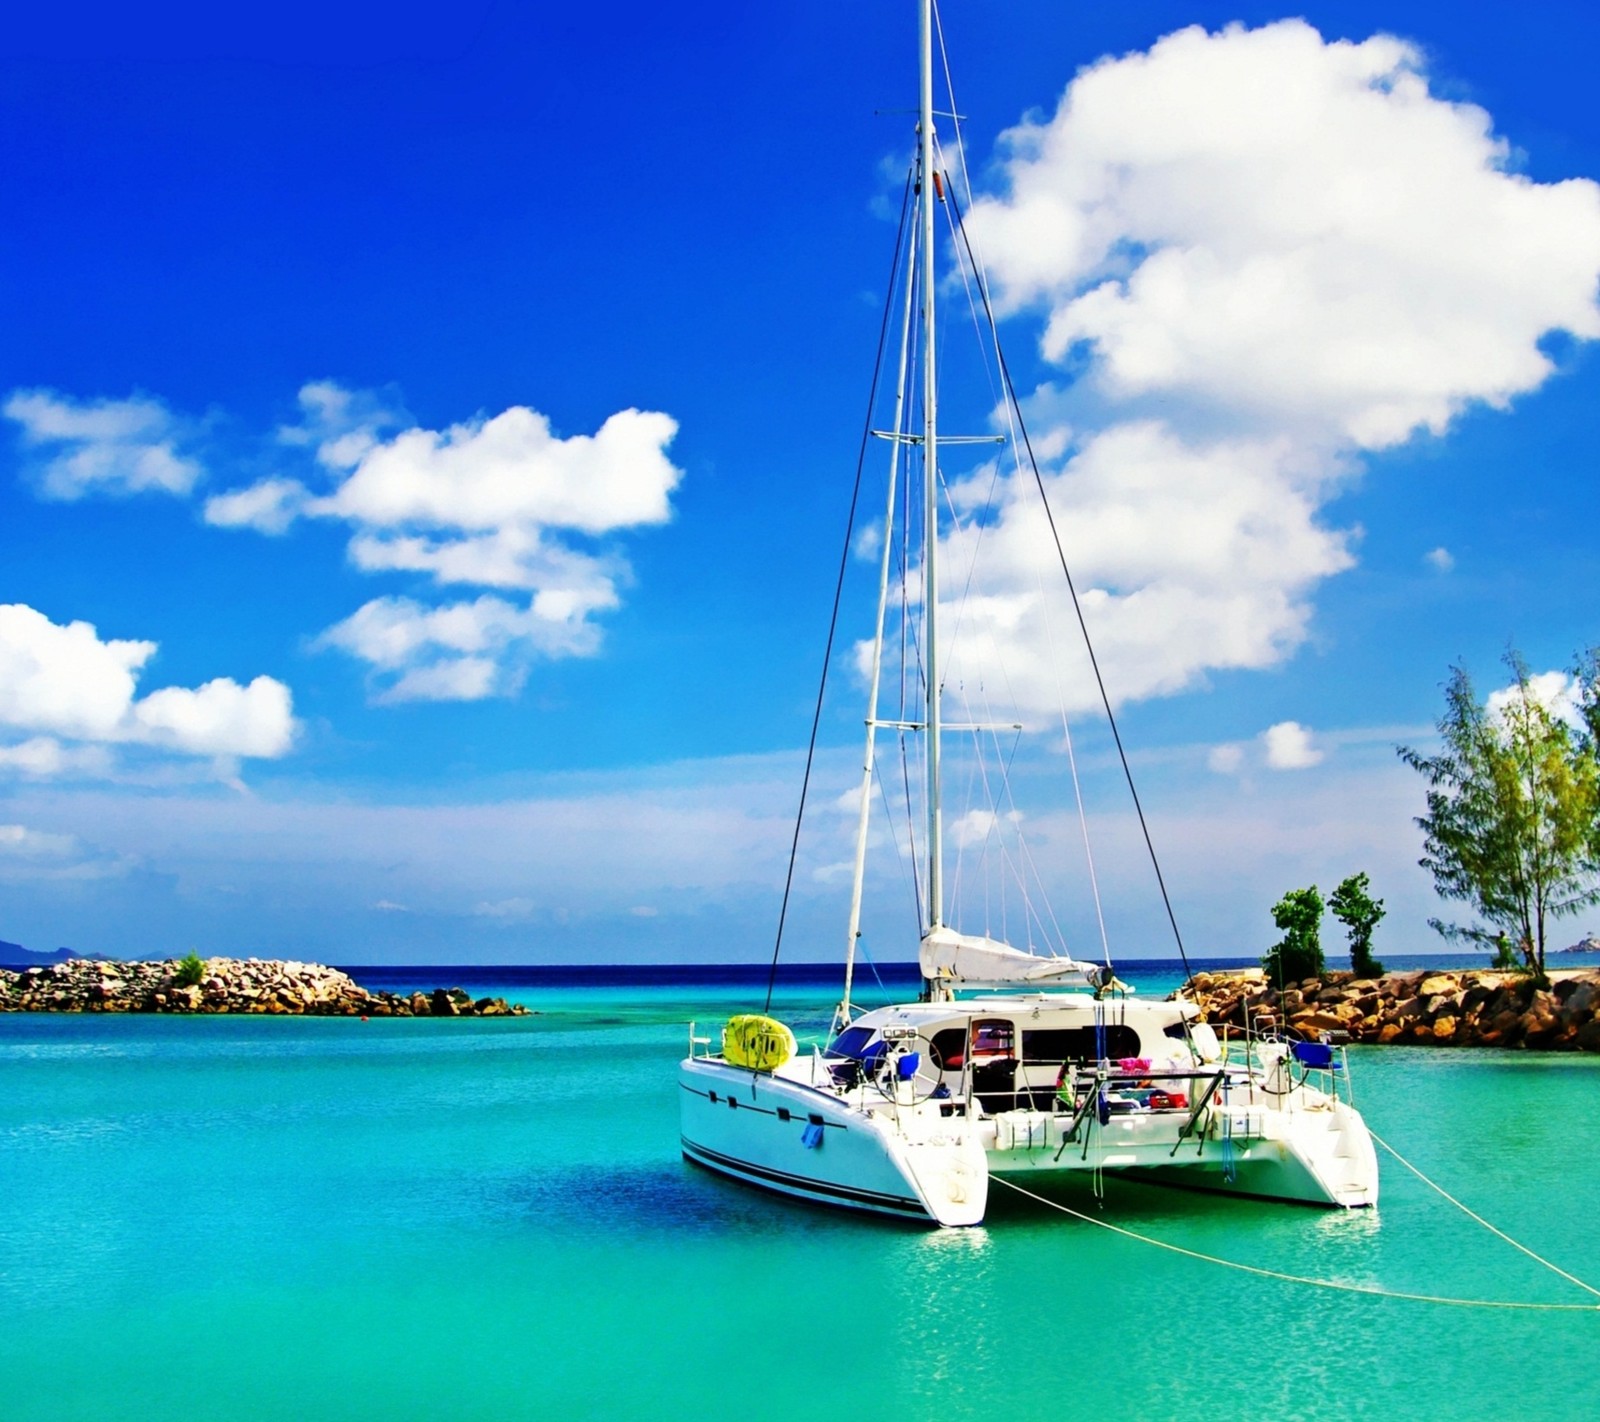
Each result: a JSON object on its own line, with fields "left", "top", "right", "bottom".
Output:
{"left": 930, "top": 1027, "right": 968, "bottom": 1068}
{"left": 971, "top": 1019, "right": 1014, "bottom": 1056}
{"left": 826, "top": 1025, "right": 877, "bottom": 1059}
{"left": 1021, "top": 1024, "right": 1141, "bottom": 1063}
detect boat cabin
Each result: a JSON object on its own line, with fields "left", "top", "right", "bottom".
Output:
{"left": 826, "top": 995, "right": 1218, "bottom": 1114}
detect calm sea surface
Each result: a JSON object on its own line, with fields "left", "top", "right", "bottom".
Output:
{"left": 4, "top": 958, "right": 1598, "bottom": 1421}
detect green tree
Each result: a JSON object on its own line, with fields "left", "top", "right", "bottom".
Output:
{"left": 1263, "top": 885, "right": 1324, "bottom": 983}
{"left": 1329, "top": 871, "right": 1386, "bottom": 978}
{"left": 1398, "top": 654, "right": 1600, "bottom": 979}
{"left": 174, "top": 951, "right": 206, "bottom": 987}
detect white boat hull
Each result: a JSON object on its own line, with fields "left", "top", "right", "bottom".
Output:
{"left": 679, "top": 1057, "right": 988, "bottom": 1226}
{"left": 981, "top": 1096, "right": 1378, "bottom": 1208}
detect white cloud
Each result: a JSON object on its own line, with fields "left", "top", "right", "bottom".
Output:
{"left": 0, "top": 738, "right": 114, "bottom": 779}
{"left": 130, "top": 676, "right": 295, "bottom": 758}
{"left": 0, "top": 822, "right": 130, "bottom": 882}
{"left": 473, "top": 897, "right": 539, "bottom": 921}
{"left": 314, "top": 593, "right": 603, "bottom": 703}
{"left": 937, "top": 19, "right": 1600, "bottom": 715}
{"left": 1207, "top": 743, "right": 1245, "bottom": 774}
{"left": 950, "top": 808, "right": 1001, "bottom": 849}
{"left": 1424, "top": 546, "right": 1455, "bottom": 573}
{"left": 0, "top": 823, "right": 80, "bottom": 860}
{"left": 313, "top": 404, "right": 679, "bottom": 534}
{"left": 3, "top": 389, "right": 202, "bottom": 499}
{"left": 1263, "top": 720, "right": 1324, "bottom": 770}
{"left": 1487, "top": 669, "right": 1584, "bottom": 731}
{"left": 0, "top": 603, "right": 296, "bottom": 770}
{"left": 926, "top": 422, "right": 1355, "bottom": 714}
{"left": 209, "top": 383, "right": 683, "bottom": 700}
{"left": 204, "top": 477, "right": 309, "bottom": 535}
{"left": 970, "top": 20, "right": 1600, "bottom": 446}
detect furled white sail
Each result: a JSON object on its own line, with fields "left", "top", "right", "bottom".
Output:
{"left": 919, "top": 927, "right": 1105, "bottom": 987}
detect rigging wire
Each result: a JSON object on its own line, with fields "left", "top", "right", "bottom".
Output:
{"left": 762, "top": 169, "right": 914, "bottom": 1014}
{"left": 944, "top": 179, "right": 1197, "bottom": 985}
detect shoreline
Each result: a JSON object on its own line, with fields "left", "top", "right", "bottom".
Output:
{"left": 0, "top": 957, "right": 529, "bottom": 1017}
{"left": 1177, "top": 966, "right": 1600, "bottom": 1053}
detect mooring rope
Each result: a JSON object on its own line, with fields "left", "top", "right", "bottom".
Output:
{"left": 1366, "top": 1127, "right": 1600, "bottom": 1301}
{"left": 988, "top": 1175, "right": 1600, "bottom": 1312}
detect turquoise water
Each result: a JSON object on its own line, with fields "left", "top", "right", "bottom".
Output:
{"left": 4, "top": 968, "right": 1598, "bottom": 1422}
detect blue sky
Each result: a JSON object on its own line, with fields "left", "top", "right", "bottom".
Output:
{"left": 3, "top": 1, "right": 1598, "bottom": 965}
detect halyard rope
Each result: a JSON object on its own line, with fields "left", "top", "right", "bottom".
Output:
{"left": 988, "top": 1174, "right": 1600, "bottom": 1312}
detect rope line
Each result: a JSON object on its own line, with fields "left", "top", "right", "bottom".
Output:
{"left": 988, "top": 1175, "right": 1600, "bottom": 1312}
{"left": 1367, "top": 1127, "right": 1600, "bottom": 1300}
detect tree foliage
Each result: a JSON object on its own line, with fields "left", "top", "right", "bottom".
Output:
{"left": 1398, "top": 653, "right": 1600, "bottom": 978}
{"left": 1263, "top": 885, "right": 1325, "bottom": 983}
{"left": 1329, "top": 871, "right": 1385, "bottom": 978}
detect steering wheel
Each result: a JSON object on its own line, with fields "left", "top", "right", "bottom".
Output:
{"left": 873, "top": 1035, "right": 945, "bottom": 1104}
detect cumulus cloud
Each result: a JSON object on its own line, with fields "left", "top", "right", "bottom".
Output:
{"left": 933, "top": 19, "right": 1600, "bottom": 716}
{"left": 207, "top": 383, "right": 683, "bottom": 701}
{"left": 1424, "top": 546, "right": 1455, "bottom": 573}
{"left": 3, "top": 389, "right": 202, "bottom": 499}
{"left": 314, "top": 594, "right": 604, "bottom": 703}
{"left": 930, "top": 422, "right": 1355, "bottom": 712}
{"left": 1263, "top": 720, "right": 1324, "bottom": 770}
{"left": 1486, "top": 669, "right": 1585, "bottom": 731}
{"left": 203, "top": 477, "right": 309, "bottom": 535}
{"left": 0, "top": 603, "right": 296, "bottom": 772}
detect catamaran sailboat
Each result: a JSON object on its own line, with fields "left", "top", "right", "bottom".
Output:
{"left": 678, "top": 0, "right": 1379, "bottom": 1227}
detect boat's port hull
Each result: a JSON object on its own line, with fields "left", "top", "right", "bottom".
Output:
{"left": 679, "top": 1057, "right": 988, "bottom": 1225}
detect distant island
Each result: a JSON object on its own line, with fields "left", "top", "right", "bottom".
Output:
{"left": 0, "top": 940, "right": 113, "bottom": 970}
{"left": 0, "top": 956, "right": 527, "bottom": 1017}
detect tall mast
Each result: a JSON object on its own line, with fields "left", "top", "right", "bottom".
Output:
{"left": 918, "top": 0, "right": 944, "bottom": 934}
{"left": 837, "top": 214, "right": 919, "bottom": 1029}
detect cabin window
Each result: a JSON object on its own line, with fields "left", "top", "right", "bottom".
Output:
{"left": 1020, "top": 1024, "right": 1141, "bottom": 1063}
{"left": 826, "top": 1026, "right": 877, "bottom": 1060}
{"left": 930, "top": 1027, "right": 968, "bottom": 1070}
{"left": 970, "top": 1018, "right": 1015, "bottom": 1059}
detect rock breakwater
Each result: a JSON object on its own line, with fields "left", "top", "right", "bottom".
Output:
{"left": 1178, "top": 967, "right": 1600, "bottom": 1053}
{"left": 0, "top": 957, "right": 529, "bottom": 1017}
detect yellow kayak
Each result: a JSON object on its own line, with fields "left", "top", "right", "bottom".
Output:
{"left": 722, "top": 1014, "right": 797, "bottom": 1071}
